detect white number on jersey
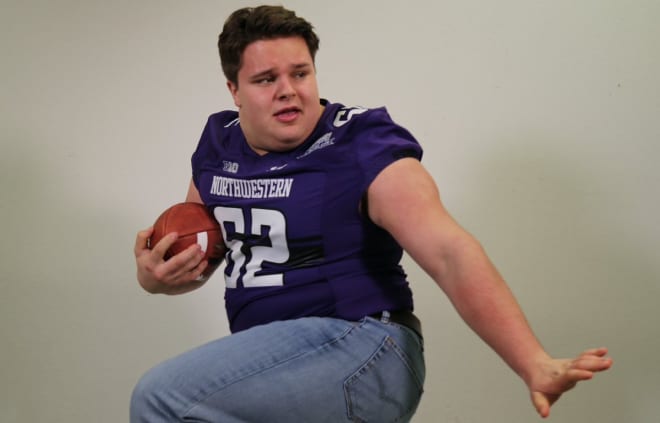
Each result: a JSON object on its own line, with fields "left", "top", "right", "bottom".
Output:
{"left": 333, "top": 106, "right": 367, "bottom": 127}
{"left": 214, "top": 206, "right": 289, "bottom": 288}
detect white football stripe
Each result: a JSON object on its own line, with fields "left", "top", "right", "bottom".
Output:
{"left": 196, "top": 232, "right": 208, "bottom": 253}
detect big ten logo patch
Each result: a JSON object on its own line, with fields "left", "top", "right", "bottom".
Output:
{"left": 223, "top": 160, "right": 239, "bottom": 174}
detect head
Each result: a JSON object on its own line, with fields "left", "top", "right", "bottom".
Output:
{"left": 218, "top": 5, "right": 320, "bottom": 87}
{"left": 218, "top": 6, "right": 324, "bottom": 154}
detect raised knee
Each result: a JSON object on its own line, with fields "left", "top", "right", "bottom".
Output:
{"left": 130, "top": 369, "right": 171, "bottom": 422}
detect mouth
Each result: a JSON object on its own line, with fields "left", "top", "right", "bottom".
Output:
{"left": 274, "top": 107, "right": 301, "bottom": 123}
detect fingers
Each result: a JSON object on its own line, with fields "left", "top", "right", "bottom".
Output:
{"left": 156, "top": 257, "right": 210, "bottom": 295}
{"left": 565, "top": 368, "right": 593, "bottom": 385}
{"left": 531, "top": 391, "right": 554, "bottom": 418}
{"left": 579, "top": 347, "right": 609, "bottom": 358}
{"left": 571, "top": 348, "right": 613, "bottom": 374}
{"left": 134, "top": 226, "right": 154, "bottom": 255}
{"left": 161, "top": 255, "right": 210, "bottom": 295}
{"left": 558, "top": 349, "right": 612, "bottom": 389}
{"left": 153, "top": 243, "right": 205, "bottom": 281}
{"left": 573, "top": 358, "right": 612, "bottom": 373}
{"left": 150, "top": 232, "right": 180, "bottom": 261}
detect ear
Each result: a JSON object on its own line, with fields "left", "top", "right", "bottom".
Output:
{"left": 226, "top": 81, "right": 241, "bottom": 108}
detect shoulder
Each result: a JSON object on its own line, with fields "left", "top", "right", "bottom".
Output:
{"left": 321, "top": 99, "right": 421, "bottom": 157}
{"left": 206, "top": 110, "right": 240, "bottom": 130}
{"left": 192, "top": 110, "right": 242, "bottom": 165}
{"left": 199, "top": 110, "right": 243, "bottom": 149}
{"left": 321, "top": 99, "right": 394, "bottom": 131}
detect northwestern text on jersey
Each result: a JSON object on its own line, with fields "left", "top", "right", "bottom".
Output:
{"left": 210, "top": 176, "right": 294, "bottom": 199}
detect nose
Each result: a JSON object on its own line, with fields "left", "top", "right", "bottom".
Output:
{"left": 276, "top": 76, "right": 295, "bottom": 100}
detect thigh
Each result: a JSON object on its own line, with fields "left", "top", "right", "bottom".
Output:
{"left": 132, "top": 317, "right": 425, "bottom": 423}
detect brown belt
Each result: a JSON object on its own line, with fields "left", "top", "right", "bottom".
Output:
{"left": 370, "top": 310, "right": 423, "bottom": 339}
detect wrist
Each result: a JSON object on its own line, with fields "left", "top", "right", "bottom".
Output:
{"left": 518, "top": 350, "right": 552, "bottom": 387}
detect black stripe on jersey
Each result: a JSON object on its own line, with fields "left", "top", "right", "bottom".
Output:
{"left": 270, "top": 236, "right": 324, "bottom": 271}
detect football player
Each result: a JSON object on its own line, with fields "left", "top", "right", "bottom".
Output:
{"left": 132, "top": 5, "right": 612, "bottom": 422}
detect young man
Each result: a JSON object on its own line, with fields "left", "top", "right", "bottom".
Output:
{"left": 132, "top": 5, "right": 612, "bottom": 422}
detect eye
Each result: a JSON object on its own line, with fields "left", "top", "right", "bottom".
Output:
{"left": 253, "top": 75, "right": 275, "bottom": 85}
{"left": 293, "top": 71, "right": 308, "bottom": 79}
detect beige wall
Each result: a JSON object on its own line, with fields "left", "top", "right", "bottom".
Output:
{"left": 2, "top": 0, "right": 658, "bottom": 421}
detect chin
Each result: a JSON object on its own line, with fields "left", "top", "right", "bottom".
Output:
{"left": 278, "top": 139, "right": 305, "bottom": 151}
{"left": 275, "top": 130, "right": 308, "bottom": 146}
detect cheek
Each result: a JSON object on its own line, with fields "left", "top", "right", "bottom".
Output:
{"left": 301, "top": 83, "right": 319, "bottom": 101}
{"left": 244, "top": 92, "right": 270, "bottom": 110}
{"left": 240, "top": 101, "right": 269, "bottom": 125}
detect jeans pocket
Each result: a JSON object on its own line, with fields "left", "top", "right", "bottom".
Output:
{"left": 343, "top": 336, "right": 424, "bottom": 423}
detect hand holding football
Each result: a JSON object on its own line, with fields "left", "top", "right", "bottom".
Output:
{"left": 149, "top": 202, "right": 226, "bottom": 280}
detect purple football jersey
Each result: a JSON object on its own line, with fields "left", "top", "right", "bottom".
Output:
{"left": 192, "top": 99, "right": 423, "bottom": 332}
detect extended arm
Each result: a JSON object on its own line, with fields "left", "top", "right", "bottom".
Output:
{"left": 367, "top": 158, "right": 612, "bottom": 418}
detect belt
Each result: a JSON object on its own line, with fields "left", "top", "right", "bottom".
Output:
{"left": 370, "top": 310, "right": 423, "bottom": 339}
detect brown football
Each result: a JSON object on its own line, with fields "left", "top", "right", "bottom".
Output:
{"left": 149, "top": 202, "right": 225, "bottom": 279}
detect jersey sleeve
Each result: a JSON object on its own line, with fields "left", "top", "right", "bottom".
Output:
{"left": 190, "top": 118, "right": 212, "bottom": 191}
{"left": 191, "top": 111, "right": 238, "bottom": 191}
{"left": 349, "top": 107, "right": 423, "bottom": 190}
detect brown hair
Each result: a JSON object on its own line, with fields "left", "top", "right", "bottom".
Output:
{"left": 218, "top": 5, "right": 320, "bottom": 85}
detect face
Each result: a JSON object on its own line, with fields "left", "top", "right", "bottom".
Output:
{"left": 227, "top": 36, "right": 323, "bottom": 155}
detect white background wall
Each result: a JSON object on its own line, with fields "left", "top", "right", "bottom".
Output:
{"left": 2, "top": 1, "right": 658, "bottom": 421}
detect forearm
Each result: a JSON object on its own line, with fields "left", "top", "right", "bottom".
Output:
{"left": 433, "top": 232, "right": 549, "bottom": 384}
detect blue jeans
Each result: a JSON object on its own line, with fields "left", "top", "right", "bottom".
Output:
{"left": 130, "top": 314, "right": 425, "bottom": 422}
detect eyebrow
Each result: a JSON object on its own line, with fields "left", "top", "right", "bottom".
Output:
{"left": 249, "top": 63, "right": 312, "bottom": 80}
